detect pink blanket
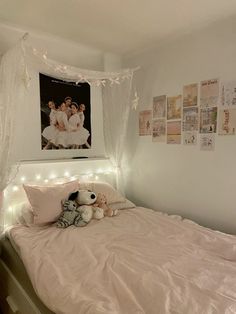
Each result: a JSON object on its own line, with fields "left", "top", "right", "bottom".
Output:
{"left": 9, "top": 207, "right": 236, "bottom": 314}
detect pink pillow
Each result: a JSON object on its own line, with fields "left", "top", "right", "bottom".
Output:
{"left": 23, "top": 181, "right": 79, "bottom": 225}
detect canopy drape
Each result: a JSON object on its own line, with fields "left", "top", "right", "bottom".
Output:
{"left": 0, "top": 36, "right": 138, "bottom": 231}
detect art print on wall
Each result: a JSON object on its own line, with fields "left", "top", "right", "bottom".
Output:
{"left": 167, "top": 121, "right": 181, "bottom": 144}
{"left": 200, "top": 134, "right": 215, "bottom": 151}
{"left": 218, "top": 109, "right": 236, "bottom": 135}
{"left": 200, "top": 107, "right": 217, "bottom": 133}
{"left": 200, "top": 78, "right": 219, "bottom": 107}
{"left": 152, "top": 119, "right": 166, "bottom": 142}
{"left": 183, "top": 131, "right": 197, "bottom": 145}
{"left": 167, "top": 95, "right": 182, "bottom": 120}
{"left": 40, "top": 73, "right": 91, "bottom": 150}
{"left": 183, "top": 83, "right": 198, "bottom": 107}
{"left": 139, "top": 110, "right": 152, "bottom": 135}
{"left": 182, "top": 107, "right": 199, "bottom": 131}
{"left": 153, "top": 95, "right": 166, "bottom": 119}
{"left": 220, "top": 81, "right": 236, "bottom": 107}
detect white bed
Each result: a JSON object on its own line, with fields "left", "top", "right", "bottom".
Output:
{"left": 3, "top": 206, "right": 236, "bottom": 314}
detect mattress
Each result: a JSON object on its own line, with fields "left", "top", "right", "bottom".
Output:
{"left": 0, "top": 233, "right": 54, "bottom": 314}
{"left": 7, "top": 207, "right": 236, "bottom": 314}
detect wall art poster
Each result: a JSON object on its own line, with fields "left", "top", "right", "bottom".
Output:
{"left": 200, "top": 107, "right": 217, "bottom": 133}
{"left": 167, "top": 95, "right": 182, "bottom": 120}
{"left": 220, "top": 81, "right": 236, "bottom": 107}
{"left": 40, "top": 73, "right": 91, "bottom": 150}
{"left": 200, "top": 134, "right": 215, "bottom": 151}
{"left": 153, "top": 95, "right": 166, "bottom": 119}
{"left": 183, "top": 132, "right": 197, "bottom": 145}
{"left": 152, "top": 119, "right": 166, "bottom": 142}
{"left": 200, "top": 78, "right": 219, "bottom": 107}
{"left": 139, "top": 110, "right": 152, "bottom": 135}
{"left": 183, "top": 83, "right": 198, "bottom": 107}
{"left": 182, "top": 107, "right": 199, "bottom": 131}
{"left": 167, "top": 121, "right": 181, "bottom": 144}
{"left": 218, "top": 109, "right": 236, "bottom": 135}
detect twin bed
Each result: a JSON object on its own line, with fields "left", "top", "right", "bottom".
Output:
{"left": 1, "top": 181, "right": 236, "bottom": 313}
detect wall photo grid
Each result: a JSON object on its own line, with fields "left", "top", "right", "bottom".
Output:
{"left": 139, "top": 78, "right": 236, "bottom": 151}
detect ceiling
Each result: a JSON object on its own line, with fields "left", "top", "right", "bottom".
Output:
{"left": 0, "top": 0, "right": 236, "bottom": 56}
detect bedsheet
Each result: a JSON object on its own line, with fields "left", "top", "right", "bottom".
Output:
{"left": 9, "top": 207, "right": 236, "bottom": 314}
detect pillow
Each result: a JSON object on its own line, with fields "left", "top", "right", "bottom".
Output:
{"left": 109, "top": 199, "right": 136, "bottom": 211}
{"left": 15, "top": 201, "right": 34, "bottom": 226}
{"left": 79, "top": 181, "right": 126, "bottom": 204}
{"left": 23, "top": 180, "right": 78, "bottom": 225}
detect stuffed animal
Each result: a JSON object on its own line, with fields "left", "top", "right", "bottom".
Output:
{"left": 69, "top": 190, "right": 104, "bottom": 226}
{"left": 93, "top": 193, "right": 118, "bottom": 217}
{"left": 56, "top": 199, "right": 79, "bottom": 228}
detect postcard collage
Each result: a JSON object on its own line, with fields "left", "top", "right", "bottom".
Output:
{"left": 139, "top": 79, "right": 236, "bottom": 150}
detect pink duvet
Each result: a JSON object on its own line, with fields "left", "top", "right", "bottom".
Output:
{"left": 9, "top": 207, "right": 236, "bottom": 314}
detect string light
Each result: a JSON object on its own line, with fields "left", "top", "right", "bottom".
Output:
{"left": 36, "top": 174, "right": 41, "bottom": 180}
{"left": 12, "top": 186, "right": 19, "bottom": 192}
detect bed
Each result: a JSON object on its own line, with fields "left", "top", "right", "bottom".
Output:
{"left": 1, "top": 205, "right": 236, "bottom": 314}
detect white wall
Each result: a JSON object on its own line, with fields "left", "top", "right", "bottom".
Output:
{"left": 123, "top": 15, "right": 236, "bottom": 234}
{"left": 0, "top": 22, "right": 104, "bottom": 70}
{"left": 0, "top": 21, "right": 108, "bottom": 160}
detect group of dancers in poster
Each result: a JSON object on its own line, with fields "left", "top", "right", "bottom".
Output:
{"left": 42, "top": 96, "right": 90, "bottom": 149}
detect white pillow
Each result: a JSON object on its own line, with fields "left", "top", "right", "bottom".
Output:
{"left": 23, "top": 180, "right": 78, "bottom": 225}
{"left": 15, "top": 201, "right": 34, "bottom": 226}
{"left": 109, "top": 199, "right": 136, "bottom": 211}
{"left": 79, "top": 181, "right": 126, "bottom": 204}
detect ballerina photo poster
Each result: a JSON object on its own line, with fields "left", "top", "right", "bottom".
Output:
{"left": 40, "top": 73, "right": 91, "bottom": 150}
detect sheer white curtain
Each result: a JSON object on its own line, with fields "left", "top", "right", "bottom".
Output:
{"left": 102, "top": 76, "right": 133, "bottom": 194}
{"left": 0, "top": 38, "right": 138, "bottom": 230}
{"left": 0, "top": 41, "right": 29, "bottom": 231}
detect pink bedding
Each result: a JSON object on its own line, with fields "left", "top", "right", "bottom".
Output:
{"left": 9, "top": 207, "right": 236, "bottom": 314}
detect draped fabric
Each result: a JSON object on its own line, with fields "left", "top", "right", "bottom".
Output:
{"left": 0, "top": 36, "right": 137, "bottom": 231}
{"left": 102, "top": 77, "right": 133, "bottom": 194}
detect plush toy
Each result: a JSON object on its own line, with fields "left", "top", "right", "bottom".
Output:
{"left": 56, "top": 199, "right": 79, "bottom": 228}
{"left": 69, "top": 190, "right": 104, "bottom": 226}
{"left": 93, "top": 193, "right": 118, "bottom": 217}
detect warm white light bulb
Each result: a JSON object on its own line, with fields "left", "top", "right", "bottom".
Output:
{"left": 64, "top": 171, "right": 70, "bottom": 177}
{"left": 95, "top": 176, "right": 99, "bottom": 180}
{"left": 36, "top": 174, "right": 41, "bottom": 180}
{"left": 44, "top": 179, "right": 49, "bottom": 183}
{"left": 12, "top": 186, "right": 19, "bottom": 192}
{"left": 20, "top": 176, "right": 26, "bottom": 182}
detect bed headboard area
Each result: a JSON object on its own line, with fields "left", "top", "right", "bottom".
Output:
{"left": 2, "top": 158, "right": 116, "bottom": 228}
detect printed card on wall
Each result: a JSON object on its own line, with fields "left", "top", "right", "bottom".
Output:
{"left": 167, "top": 95, "right": 182, "bottom": 120}
{"left": 218, "top": 109, "right": 236, "bottom": 135}
{"left": 40, "top": 73, "right": 91, "bottom": 150}
{"left": 200, "top": 134, "right": 215, "bottom": 151}
{"left": 182, "top": 107, "right": 199, "bottom": 131}
{"left": 139, "top": 110, "right": 152, "bottom": 135}
{"left": 200, "top": 107, "right": 217, "bottom": 133}
{"left": 153, "top": 95, "right": 166, "bottom": 119}
{"left": 220, "top": 81, "right": 236, "bottom": 107}
{"left": 183, "top": 132, "right": 197, "bottom": 145}
{"left": 167, "top": 121, "right": 181, "bottom": 144}
{"left": 200, "top": 78, "right": 219, "bottom": 107}
{"left": 152, "top": 119, "right": 166, "bottom": 142}
{"left": 183, "top": 83, "right": 198, "bottom": 107}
